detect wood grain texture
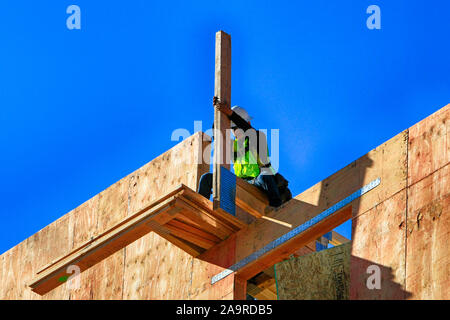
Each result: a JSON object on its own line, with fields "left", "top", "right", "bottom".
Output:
{"left": 122, "top": 132, "right": 211, "bottom": 299}
{"left": 1, "top": 132, "right": 219, "bottom": 300}
{"left": 276, "top": 242, "right": 351, "bottom": 300}
{"left": 350, "top": 191, "right": 408, "bottom": 300}
{"left": 198, "top": 129, "right": 407, "bottom": 283}
{"left": 213, "top": 30, "right": 232, "bottom": 208}
{"left": 405, "top": 164, "right": 449, "bottom": 299}
{"left": 2, "top": 102, "right": 449, "bottom": 300}
{"left": 408, "top": 104, "right": 449, "bottom": 186}
{"left": 190, "top": 235, "right": 237, "bottom": 300}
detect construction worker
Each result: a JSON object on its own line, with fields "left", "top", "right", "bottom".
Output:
{"left": 198, "top": 97, "right": 283, "bottom": 208}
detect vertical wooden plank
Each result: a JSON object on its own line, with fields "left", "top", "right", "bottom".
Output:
{"left": 406, "top": 164, "right": 450, "bottom": 299}
{"left": 213, "top": 30, "right": 232, "bottom": 209}
{"left": 234, "top": 276, "right": 247, "bottom": 300}
{"left": 350, "top": 191, "right": 408, "bottom": 299}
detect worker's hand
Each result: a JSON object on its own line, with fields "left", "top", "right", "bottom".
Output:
{"left": 213, "top": 96, "right": 232, "bottom": 116}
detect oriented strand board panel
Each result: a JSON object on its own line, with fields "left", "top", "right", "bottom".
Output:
{"left": 275, "top": 242, "right": 351, "bottom": 300}
{"left": 350, "top": 190, "right": 408, "bottom": 299}
{"left": 406, "top": 164, "right": 450, "bottom": 299}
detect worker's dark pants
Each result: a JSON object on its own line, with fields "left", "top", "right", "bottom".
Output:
{"left": 198, "top": 172, "right": 283, "bottom": 207}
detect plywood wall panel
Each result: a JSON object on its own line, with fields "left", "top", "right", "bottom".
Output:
{"left": 406, "top": 164, "right": 450, "bottom": 299}
{"left": 357, "top": 131, "right": 408, "bottom": 218}
{"left": 91, "top": 251, "right": 125, "bottom": 299}
{"left": 73, "top": 196, "right": 99, "bottom": 248}
{"left": 350, "top": 191, "right": 408, "bottom": 299}
{"left": 408, "top": 104, "right": 449, "bottom": 186}
{"left": 0, "top": 246, "right": 20, "bottom": 299}
{"left": 190, "top": 235, "right": 236, "bottom": 300}
{"left": 122, "top": 132, "right": 210, "bottom": 299}
{"left": 96, "top": 176, "right": 130, "bottom": 235}
{"left": 0, "top": 132, "right": 211, "bottom": 300}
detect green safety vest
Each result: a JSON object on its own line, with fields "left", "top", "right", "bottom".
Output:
{"left": 233, "top": 136, "right": 270, "bottom": 179}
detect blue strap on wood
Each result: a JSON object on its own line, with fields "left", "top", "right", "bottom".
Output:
{"left": 211, "top": 177, "right": 381, "bottom": 284}
{"left": 219, "top": 166, "right": 236, "bottom": 216}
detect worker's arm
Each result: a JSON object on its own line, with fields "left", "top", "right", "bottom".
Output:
{"left": 213, "top": 96, "right": 252, "bottom": 131}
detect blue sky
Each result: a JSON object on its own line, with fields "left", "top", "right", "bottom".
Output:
{"left": 0, "top": 1, "right": 449, "bottom": 254}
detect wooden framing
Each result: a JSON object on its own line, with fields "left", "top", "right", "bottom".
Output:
{"left": 0, "top": 26, "right": 447, "bottom": 300}
{"left": 27, "top": 176, "right": 280, "bottom": 296}
{"left": 213, "top": 30, "right": 232, "bottom": 210}
{"left": 28, "top": 184, "right": 246, "bottom": 295}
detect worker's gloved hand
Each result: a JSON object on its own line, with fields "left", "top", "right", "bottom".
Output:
{"left": 213, "top": 96, "right": 232, "bottom": 116}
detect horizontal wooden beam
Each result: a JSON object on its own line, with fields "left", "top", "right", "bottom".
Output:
{"left": 203, "top": 128, "right": 408, "bottom": 290}
{"left": 28, "top": 187, "right": 187, "bottom": 295}
{"left": 330, "top": 230, "right": 350, "bottom": 246}
{"left": 29, "top": 184, "right": 247, "bottom": 296}
{"left": 235, "top": 177, "right": 269, "bottom": 218}
{"left": 205, "top": 172, "right": 383, "bottom": 284}
{"left": 235, "top": 205, "right": 353, "bottom": 280}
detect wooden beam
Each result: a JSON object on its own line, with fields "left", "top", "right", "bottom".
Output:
{"left": 203, "top": 128, "right": 409, "bottom": 285}
{"left": 235, "top": 176, "right": 268, "bottom": 218}
{"left": 180, "top": 186, "right": 246, "bottom": 230}
{"left": 213, "top": 30, "right": 232, "bottom": 210}
{"left": 237, "top": 205, "right": 353, "bottom": 280}
{"left": 29, "top": 183, "right": 247, "bottom": 296}
{"left": 29, "top": 188, "right": 183, "bottom": 295}
{"left": 329, "top": 230, "right": 350, "bottom": 246}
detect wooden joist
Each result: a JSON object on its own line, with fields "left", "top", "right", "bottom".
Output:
{"left": 329, "top": 230, "right": 350, "bottom": 246}
{"left": 29, "top": 184, "right": 247, "bottom": 296}
{"left": 28, "top": 167, "right": 294, "bottom": 296}
{"left": 235, "top": 177, "right": 269, "bottom": 218}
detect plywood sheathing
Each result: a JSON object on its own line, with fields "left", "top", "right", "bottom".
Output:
{"left": 350, "top": 190, "right": 408, "bottom": 299}
{"left": 406, "top": 104, "right": 449, "bottom": 299}
{"left": 1, "top": 103, "right": 449, "bottom": 300}
{"left": 350, "top": 103, "right": 449, "bottom": 300}
{"left": 122, "top": 132, "right": 209, "bottom": 299}
{"left": 0, "top": 132, "right": 215, "bottom": 299}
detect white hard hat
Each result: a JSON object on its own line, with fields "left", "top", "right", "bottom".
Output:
{"left": 231, "top": 106, "right": 252, "bottom": 127}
